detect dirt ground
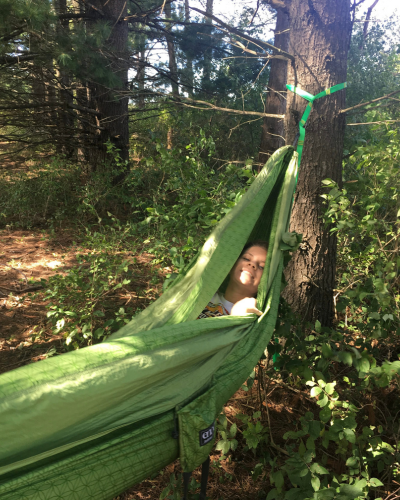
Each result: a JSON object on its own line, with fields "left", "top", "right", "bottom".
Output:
{"left": 0, "top": 227, "right": 306, "bottom": 500}
{"left": 0, "top": 228, "right": 158, "bottom": 373}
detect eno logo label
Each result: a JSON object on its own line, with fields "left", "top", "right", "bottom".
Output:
{"left": 199, "top": 421, "right": 215, "bottom": 447}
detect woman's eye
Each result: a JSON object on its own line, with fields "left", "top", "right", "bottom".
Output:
{"left": 259, "top": 265, "right": 264, "bottom": 270}
{"left": 242, "top": 257, "right": 249, "bottom": 261}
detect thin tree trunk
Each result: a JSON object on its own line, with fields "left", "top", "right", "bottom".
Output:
{"left": 202, "top": 0, "right": 213, "bottom": 91}
{"left": 258, "top": 6, "right": 289, "bottom": 165}
{"left": 282, "top": 0, "right": 351, "bottom": 326}
{"left": 184, "top": 0, "right": 194, "bottom": 96}
{"left": 164, "top": 2, "right": 179, "bottom": 97}
{"left": 137, "top": 49, "right": 146, "bottom": 108}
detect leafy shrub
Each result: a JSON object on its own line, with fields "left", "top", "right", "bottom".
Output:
{"left": 43, "top": 215, "right": 140, "bottom": 348}
{"left": 323, "top": 128, "right": 400, "bottom": 348}
{"left": 0, "top": 157, "right": 81, "bottom": 227}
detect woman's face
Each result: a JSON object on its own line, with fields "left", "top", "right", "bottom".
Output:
{"left": 229, "top": 245, "right": 267, "bottom": 296}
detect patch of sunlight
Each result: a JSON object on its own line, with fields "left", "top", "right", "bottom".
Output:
{"left": 46, "top": 260, "right": 62, "bottom": 269}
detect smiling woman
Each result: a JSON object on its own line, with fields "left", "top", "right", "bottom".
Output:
{"left": 197, "top": 240, "right": 268, "bottom": 319}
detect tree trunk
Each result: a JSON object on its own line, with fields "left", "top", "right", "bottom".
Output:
{"left": 202, "top": 0, "right": 213, "bottom": 92}
{"left": 88, "top": 0, "right": 129, "bottom": 175}
{"left": 184, "top": 0, "right": 194, "bottom": 96}
{"left": 164, "top": 2, "right": 179, "bottom": 97}
{"left": 54, "top": 0, "right": 74, "bottom": 158}
{"left": 282, "top": 0, "right": 351, "bottom": 326}
{"left": 136, "top": 49, "right": 146, "bottom": 108}
{"left": 258, "top": 6, "right": 289, "bottom": 165}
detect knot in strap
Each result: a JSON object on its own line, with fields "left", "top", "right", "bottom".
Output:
{"left": 286, "top": 81, "right": 347, "bottom": 180}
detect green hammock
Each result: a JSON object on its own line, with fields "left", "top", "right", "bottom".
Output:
{"left": 0, "top": 145, "right": 297, "bottom": 500}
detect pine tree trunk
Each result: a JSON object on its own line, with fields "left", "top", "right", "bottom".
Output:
{"left": 282, "top": 0, "right": 351, "bottom": 326}
{"left": 164, "top": 3, "right": 179, "bottom": 97}
{"left": 55, "top": 0, "right": 74, "bottom": 158}
{"left": 202, "top": 0, "right": 213, "bottom": 91}
{"left": 184, "top": 0, "right": 194, "bottom": 96}
{"left": 88, "top": 0, "right": 129, "bottom": 175}
{"left": 258, "top": 6, "right": 289, "bottom": 165}
{"left": 136, "top": 49, "right": 146, "bottom": 108}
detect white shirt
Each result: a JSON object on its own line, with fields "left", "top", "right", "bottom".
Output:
{"left": 211, "top": 292, "right": 234, "bottom": 314}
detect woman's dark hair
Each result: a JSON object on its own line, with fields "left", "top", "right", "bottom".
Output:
{"left": 240, "top": 240, "right": 268, "bottom": 256}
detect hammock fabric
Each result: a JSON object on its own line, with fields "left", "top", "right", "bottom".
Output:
{"left": 0, "top": 145, "right": 298, "bottom": 500}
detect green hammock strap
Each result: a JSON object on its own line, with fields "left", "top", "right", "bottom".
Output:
{"left": 286, "top": 82, "right": 347, "bottom": 173}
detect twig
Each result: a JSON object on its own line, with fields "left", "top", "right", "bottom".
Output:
{"left": 340, "top": 89, "right": 400, "bottom": 114}
{"left": 347, "top": 120, "right": 400, "bottom": 126}
{"left": 3, "top": 264, "right": 28, "bottom": 284}
{"left": 0, "top": 285, "right": 43, "bottom": 294}
{"left": 248, "top": 0, "right": 260, "bottom": 26}
{"left": 226, "top": 416, "right": 243, "bottom": 434}
{"left": 261, "top": 368, "right": 290, "bottom": 454}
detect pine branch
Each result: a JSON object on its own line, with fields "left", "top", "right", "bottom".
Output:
{"left": 189, "top": 6, "right": 294, "bottom": 61}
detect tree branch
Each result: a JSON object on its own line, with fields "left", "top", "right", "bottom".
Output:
{"left": 177, "top": 97, "right": 284, "bottom": 119}
{"left": 189, "top": 6, "right": 294, "bottom": 60}
{"left": 0, "top": 54, "right": 37, "bottom": 65}
{"left": 0, "top": 101, "right": 100, "bottom": 116}
{"left": 265, "top": 0, "right": 289, "bottom": 14}
{"left": 359, "top": 0, "right": 380, "bottom": 49}
{"left": 347, "top": 119, "right": 400, "bottom": 126}
{"left": 340, "top": 89, "right": 400, "bottom": 113}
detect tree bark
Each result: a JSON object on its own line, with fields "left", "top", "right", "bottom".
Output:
{"left": 282, "top": 0, "right": 351, "bottom": 326}
{"left": 88, "top": 0, "right": 130, "bottom": 174}
{"left": 202, "top": 0, "right": 213, "bottom": 92}
{"left": 164, "top": 2, "right": 179, "bottom": 97}
{"left": 258, "top": 6, "right": 289, "bottom": 165}
{"left": 54, "top": 0, "right": 74, "bottom": 158}
{"left": 136, "top": 49, "right": 146, "bottom": 108}
{"left": 184, "top": 0, "right": 194, "bottom": 96}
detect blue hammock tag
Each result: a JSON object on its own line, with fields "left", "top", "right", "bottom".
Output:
{"left": 199, "top": 421, "right": 215, "bottom": 447}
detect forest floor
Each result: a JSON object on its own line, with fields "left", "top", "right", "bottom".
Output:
{"left": 0, "top": 227, "right": 320, "bottom": 500}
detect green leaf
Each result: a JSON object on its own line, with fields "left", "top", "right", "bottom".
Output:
{"left": 266, "top": 488, "right": 278, "bottom": 500}
{"left": 230, "top": 423, "right": 237, "bottom": 438}
{"left": 319, "top": 406, "right": 332, "bottom": 423}
{"left": 322, "top": 344, "right": 332, "bottom": 359}
{"left": 346, "top": 457, "right": 359, "bottom": 467}
{"left": 311, "top": 387, "right": 323, "bottom": 397}
{"left": 338, "top": 351, "right": 353, "bottom": 366}
{"left": 343, "top": 428, "right": 356, "bottom": 444}
{"left": 317, "top": 394, "right": 329, "bottom": 407}
{"left": 160, "top": 486, "right": 171, "bottom": 500}
{"left": 311, "top": 476, "right": 321, "bottom": 491}
{"left": 272, "top": 471, "right": 284, "bottom": 489}
{"left": 310, "top": 463, "right": 329, "bottom": 474}
{"left": 358, "top": 358, "right": 370, "bottom": 373}
{"left": 325, "top": 383, "right": 335, "bottom": 395}
{"left": 315, "top": 320, "right": 322, "bottom": 333}
{"left": 308, "top": 421, "right": 321, "bottom": 440}
{"left": 369, "top": 478, "right": 383, "bottom": 487}
{"left": 306, "top": 436, "right": 315, "bottom": 450}
{"left": 339, "top": 484, "right": 364, "bottom": 498}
